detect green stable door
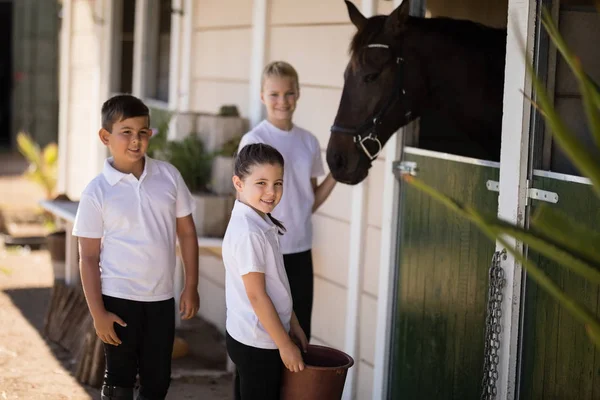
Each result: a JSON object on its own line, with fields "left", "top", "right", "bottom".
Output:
{"left": 390, "top": 148, "right": 500, "bottom": 399}
{"left": 388, "top": 154, "right": 600, "bottom": 399}
{"left": 520, "top": 172, "right": 600, "bottom": 399}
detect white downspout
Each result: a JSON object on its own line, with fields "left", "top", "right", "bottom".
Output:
{"left": 371, "top": 3, "right": 405, "bottom": 396}
{"left": 168, "top": 0, "right": 182, "bottom": 114}
{"left": 132, "top": 0, "right": 149, "bottom": 98}
{"left": 90, "top": 0, "right": 113, "bottom": 176}
{"left": 248, "top": 0, "right": 268, "bottom": 128}
{"left": 57, "top": 0, "right": 72, "bottom": 195}
{"left": 342, "top": 3, "right": 376, "bottom": 399}
{"left": 496, "top": 0, "right": 536, "bottom": 398}
{"left": 371, "top": 2, "right": 409, "bottom": 398}
{"left": 178, "top": 0, "right": 194, "bottom": 114}
{"left": 171, "top": 0, "right": 194, "bottom": 326}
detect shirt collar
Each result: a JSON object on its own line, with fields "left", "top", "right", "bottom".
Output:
{"left": 231, "top": 200, "right": 279, "bottom": 233}
{"left": 102, "top": 155, "right": 153, "bottom": 186}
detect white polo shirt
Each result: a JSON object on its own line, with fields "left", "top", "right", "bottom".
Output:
{"left": 72, "top": 156, "right": 195, "bottom": 302}
{"left": 238, "top": 120, "right": 325, "bottom": 254}
{"left": 223, "top": 200, "right": 293, "bottom": 349}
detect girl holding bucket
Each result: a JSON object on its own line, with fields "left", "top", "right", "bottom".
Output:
{"left": 223, "top": 143, "right": 308, "bottom": 400}
{"left": 238, "top": 61, "right": 337, "bottom": 342}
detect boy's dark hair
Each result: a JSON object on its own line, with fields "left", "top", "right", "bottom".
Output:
{"left": 101, "top": 94, "right": 150, "bottom": 132}
{"left": 235, "top": 143, "right": 286, "bottom": 235}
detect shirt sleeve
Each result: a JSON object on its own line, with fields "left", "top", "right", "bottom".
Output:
{"left": 234, "top": 232, "right": 267, "bottom": 276}
{"left": 237, "top": 133, "right": 259, "bottom": 155}
{"left": 175, "top": 169, "right": 196, "bottom": 218}
{"left": 72, "top": 194, "right": 104, "bottom": 238}
{"left": 311, "top": 136, "right": 325, "bottom": 178}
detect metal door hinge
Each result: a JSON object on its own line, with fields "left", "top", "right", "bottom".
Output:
{"left": 393, "top": 161, "right": 418, "bottom": 179}
{"left": 486, "top": 179, "right": 559, "bottom": 204}
{"left": 525, "top": 179, "right": 559, "bottom": 204}
{"left": 486, "top": 180, "right": 499, "bottom": 192}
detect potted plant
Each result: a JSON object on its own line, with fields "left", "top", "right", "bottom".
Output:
{"left": 160, "top": 134, "right": 234, "bottom": 238}
{"left": 14, "top": 132, "right": 66, "bottom": 280}
{"left": 195, "top": 105, "right": 248, "bottom": 154}
{"left": 209, "top": 135, "right": 242, "bottom": 196}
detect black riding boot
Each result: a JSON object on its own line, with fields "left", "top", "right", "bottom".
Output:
{"left": 101, "top": 385, "right": 134, "bottom": 400}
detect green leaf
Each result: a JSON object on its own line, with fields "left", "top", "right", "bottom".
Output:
{"left": 531, "top": 204, "right": 600, "bottom": 266}
{"left": 404, "top": 176, "right": 600, "bottom": 347}
{"left": 16, "top": 132, "right": 41, "bottom": 166}
{"left": 164, "top": 134, "right": 213, "bottom": 193}
{"left": 541, "top": 9, "right": 600, "bottom": 149}
{"left": 494, "top": 233, "right": 600, "bottom": 346}
{"left": 525, "top": 51, "right": 600, "bottom": 197}
{"left": 586, "top": 324, "right": 600, "bottom": 349}
{"left": 486, "top": 220, "right": 600, "bottom": 285}
{"left": 42, "top": 143, "right": 59, "bottom": 166}
{"left": 406, "top": 176, "right": 600, "bottom": 284}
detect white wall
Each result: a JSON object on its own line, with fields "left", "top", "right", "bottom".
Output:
{"left": 60, "top": 0, "right": 108, "bottom": 199}
{"left": 190, "top": 0, "right": 254, "bottom": 116}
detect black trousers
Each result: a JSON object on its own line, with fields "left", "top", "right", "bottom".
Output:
{"left": 283, "top": 250, "right": 314, "bottom": 341}
{"left": 226, "top": 332, "right": 283, "bottom": 400}
{"left": 102, "top": 295, "right": 175, "bottom": 400}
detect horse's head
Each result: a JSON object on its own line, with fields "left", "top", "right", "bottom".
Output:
{"left": 327, "top": 0, "right": 423, "bottom": 184}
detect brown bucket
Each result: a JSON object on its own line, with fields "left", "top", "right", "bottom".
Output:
{"left": 280, "top": 344, "right": 354, "bottom": 400}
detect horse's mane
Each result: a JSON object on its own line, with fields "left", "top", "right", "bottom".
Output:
{"left": 349, "top": 14, "right": 506, "bottom": 69}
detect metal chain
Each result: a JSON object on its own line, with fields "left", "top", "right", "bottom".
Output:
{"left": 481, "top": 249, "right": 506, "bottom": 400}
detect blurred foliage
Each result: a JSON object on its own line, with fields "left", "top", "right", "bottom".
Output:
{"left": 215, "top": 135, "right": 243, "bottom": 158}
{"left": 161, "top": 135, "right": 213, "bottom": 193}
{"left": 147, "top": 110, "right": 245, "bottom": 192}
{"left": 16, "top": 132, "right": 58, "bottom": 200}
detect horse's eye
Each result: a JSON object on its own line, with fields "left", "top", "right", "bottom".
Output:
{"left": 363, "top": 73, "right": 380, "bottom": 83}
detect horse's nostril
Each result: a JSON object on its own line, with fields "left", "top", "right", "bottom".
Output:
{"left": 334, "top": 154, "right": 346, "bottom": 169}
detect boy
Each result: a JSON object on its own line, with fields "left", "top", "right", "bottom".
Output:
{"left": 72, "top": 94, "right": 199, "bottom": 400}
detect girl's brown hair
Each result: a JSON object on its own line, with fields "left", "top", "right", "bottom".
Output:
{"left": 235, "top": 143, "right": 286, "bottom": 235}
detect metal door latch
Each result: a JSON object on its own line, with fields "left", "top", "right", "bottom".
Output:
{"left": 393, "top": 161, "right": 418, "bottom": 178}
{"left": 485, "top": 180, "right": 559, "bottom": 204}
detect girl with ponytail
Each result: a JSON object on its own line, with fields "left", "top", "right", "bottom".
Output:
{"left": 223, "top": 143, "right": 308, "bottom": 400}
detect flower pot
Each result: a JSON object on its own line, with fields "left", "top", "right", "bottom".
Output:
{"left": 46, "top": 230, "right": 66, "bottom": 281}
{"left": 195, "top": 114, "right": 248, "bottom": 153}
{"left": 210, "top": 156, "right": 235, "bottom": 195}
{"left": 280, "top": 344, "right": 354, "bottom": 400}
{"left": 192, "top": 193, "right": 235, "bottom": 238}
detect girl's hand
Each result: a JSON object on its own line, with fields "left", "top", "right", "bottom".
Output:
{"left": 180, "top": 286, "right": 200, "bottom": 320}
{"left": 290, "top": 319, "right": 308, "bottom": 353}
{"left": 280, "top": 340, "right": 305, "bottom": 373}
{"left": 93, "top": 310, "right": 127, "bottom": 346}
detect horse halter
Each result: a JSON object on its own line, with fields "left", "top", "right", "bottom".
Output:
{"left": 330, "top": 43, "right": 407, "bottom": 161}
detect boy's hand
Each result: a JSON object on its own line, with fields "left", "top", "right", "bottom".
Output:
{"left": 93, "top": 310, "right": 127, "bottom": 346}
{"left": 280, "top": 340, "right": 305, "bottom": 373}
{"left": 179, "top": 286, "right": 199, "bottom": 320}
{"left": 290, "top": 319, "right": 308, "bottom": 353}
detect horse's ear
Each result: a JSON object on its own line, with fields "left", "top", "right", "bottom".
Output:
{"left": 345, "top": 1, "right": 367, "bottom": 31}
{"left": 385, "top": 0, "right": 410, "bottom": 34}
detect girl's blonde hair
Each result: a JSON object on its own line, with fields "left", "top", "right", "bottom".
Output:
{"left": 261, "top": 61, "right": 300, "bottom": 92}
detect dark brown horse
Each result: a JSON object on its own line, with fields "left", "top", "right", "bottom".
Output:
{"left": 327, "top": 0, "right": 507, "bottom": 184}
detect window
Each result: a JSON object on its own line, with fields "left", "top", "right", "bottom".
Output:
{"left": 143, "top": 0, "right": 171, "bottom": 103}
{"left": 111, "top": 0, "right": 136, "bottom": 94}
